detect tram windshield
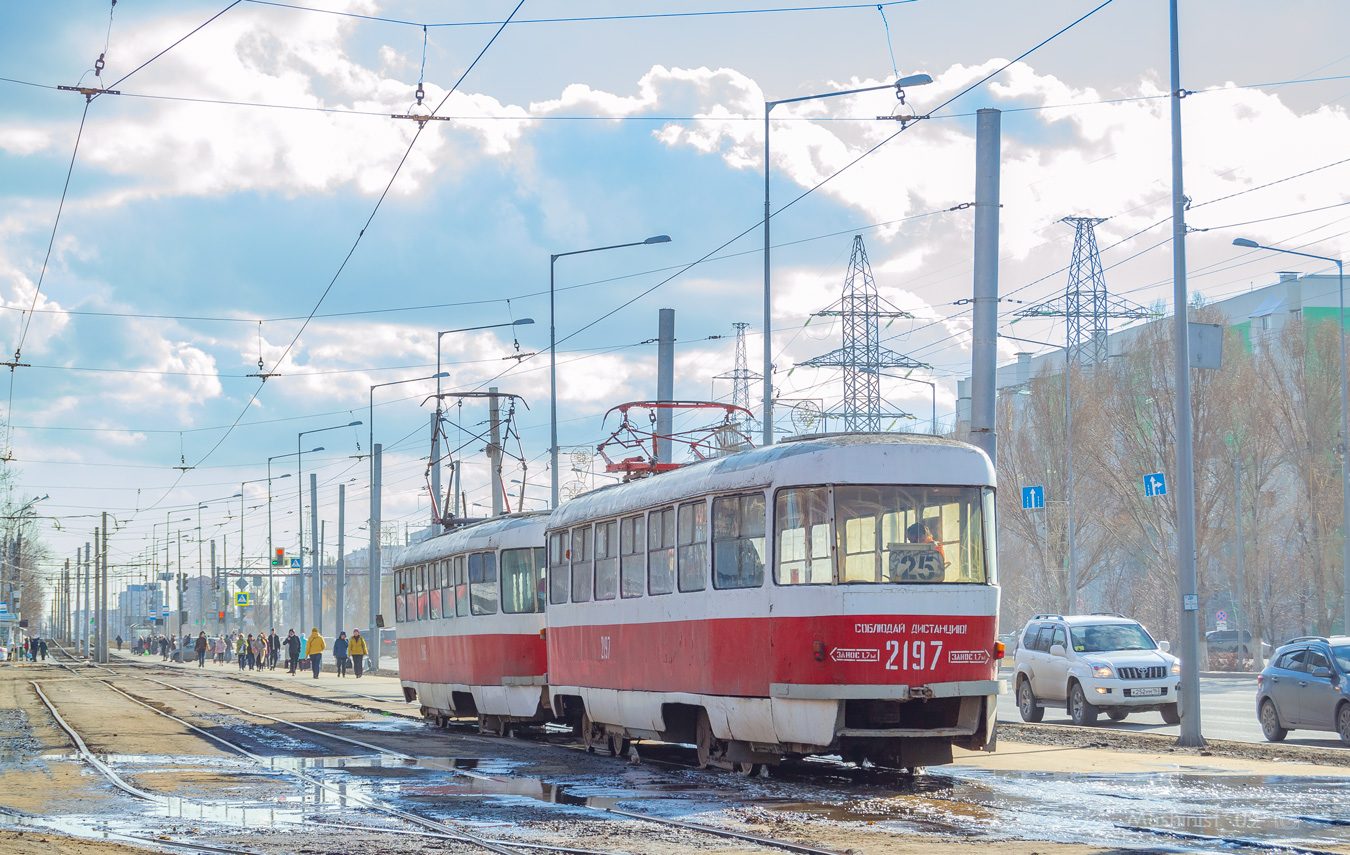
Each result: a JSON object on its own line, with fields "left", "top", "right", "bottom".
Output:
{"left": 776, "top": 485, "right": 992, "bottom": 585}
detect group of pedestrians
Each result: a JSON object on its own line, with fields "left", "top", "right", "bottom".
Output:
{"left": 177, "top": 627, "right": 370, "bottom": 679}
{"left": 5, "top": 636, "right": 47, "bottom": 661}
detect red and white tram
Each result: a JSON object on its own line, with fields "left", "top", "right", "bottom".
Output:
{"left": 391, "top": 512, "right": 549, "bottom": 733}
{"left": 544, "top": 432, "right": 1002, "bottom": 771}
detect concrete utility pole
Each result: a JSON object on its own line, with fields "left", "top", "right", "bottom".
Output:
{"left": 98, "top": 514, "right": 108, "bottom": 664}
{"left": 336, "top": 484, "right": 345, "bottom": 634}
{"left": 968, "top": 108, "right": 1001, "bottom": 466}
{"left": 1169, "top": 0, "right": 1205, "bottom": 748}
{"left": 212, "top": 540, "right": 220, "bottom": 638}
{"left": 1235, "top": 458, "right": 1245, "bottom": 671}
{"left": 310, "top": 474, "right": 320, "bottom": 634}
{"left": 62, "top": 560, "right": 69, "bottom": 642}
{"left": 430, "top": 411, "right": 441, "bottom": 529}
{"left": 489, "top": 388, "right": 504, "bottom": 516}
{"left": 656, "top": 309, "right": 675, "bottom": 465}
{"left": 369, "top": 443, "right": 382, "bottom": 672}
{"left": 82, "top": 543, "right": 90, "bottom": 656}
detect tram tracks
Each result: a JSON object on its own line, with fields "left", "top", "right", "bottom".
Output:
{"left": 40, "top": 650, "right": 851, "bottom": 855}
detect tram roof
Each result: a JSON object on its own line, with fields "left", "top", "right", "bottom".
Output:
{"left": 550, "top": 432, "right": 992, "bottom": 530}
{"left": 390, "top": 511, "right": 549, "bottom": 568}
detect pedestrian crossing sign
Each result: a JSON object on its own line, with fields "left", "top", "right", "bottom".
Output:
{"left": 289, "top": 557, "right": 302, "bottom": 569}
{"left": 235, "top": 592, "right": 251, "bottom": 606}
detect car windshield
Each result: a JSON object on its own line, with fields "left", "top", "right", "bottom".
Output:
{"left": 1334, "top": 645, "right": 1350, "bottom": 674}
{"left": 1070, "top": 623, "right": 1158, "bottom": 653}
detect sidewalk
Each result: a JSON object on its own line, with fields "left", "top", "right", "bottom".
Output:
{"left": 107, "top": 647, "right": 415, "bottom": 714}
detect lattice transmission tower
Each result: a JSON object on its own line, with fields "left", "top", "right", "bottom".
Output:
{"left": 714, "top": 322, "right": 760, "bottom": 415}
{"left": 797, "top": 235, "right": 928, "bottom": 432}
{"left": 1014, "top": 217, "right": 1156, "bottom": 364}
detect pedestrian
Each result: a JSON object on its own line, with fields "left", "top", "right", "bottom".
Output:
{"left": 194, "top": 632, "right": 208, "bottom": 667}
{"left": 115, "top": 635, "right": 123, "bottom": 651}
{"left": 236, "top": 634, "right": 248, "bottom": 670}
{"left": 39, "top": 639, "right": 47, "bottom": 661}
{"left": 334, "top": 632, "right": 349, "bottom": 678}
{"left": 250, "top": 635, "right": 266, "bottom": 671}
{"left": 305, "top": 628, "right": 325, "bottom": 679}
{"left": 284, "top": 629, "right": 301, "bottom": 674}
{"left": 211, "top": 635, "right": 224, "bottom": 664}
{"left": 348, "top": 629, "right": 368, "bottom": 678}
{"left": 268, "top": 629, "right": 281, "bottom": 670}
{"left": 160, "top": 636, "right": 169, "bottom": 661}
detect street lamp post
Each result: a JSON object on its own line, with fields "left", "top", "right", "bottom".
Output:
{"left": 762, "top": 73, "right": 933, "bottom": 447}
{"left": 267, "top": 453, "right": 307, "bottom": 631}
{"left": 238, "top": 475, "right": 282, "bottom": 632}
{"left": 297, "top": 421, "right": 362, "bottom": 631}
{"left": 551, "top": 236, "right": 671, "bottom": 507}
{"left": 864, "top": 368, "right": 938, "bottom": 435}
{"left": 1233, "top": 237, "right": 1347, "bottom": 629}
{"left": 435, "top": 322, "right": 531, "bottom": 526}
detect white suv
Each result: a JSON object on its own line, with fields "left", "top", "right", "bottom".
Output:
{"left": 1013, "top": 614, "right": 1181, "bottom": 726}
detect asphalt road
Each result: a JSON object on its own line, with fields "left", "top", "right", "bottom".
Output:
{"left": 996, "top": 670, "right": 1350, "bottom": 749}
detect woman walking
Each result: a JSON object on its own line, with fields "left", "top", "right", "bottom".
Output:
{"left": 250, "top": 634, "right": 266, "bottom": 671}
{"left": 212, "top": 635, "right": 226, "bottom": 665}
{"left": 194, "top": 632, "right": 208, "bottom": 667}
{"left": 334, "top": 632, "right": 349, "bottom": 678}
{"left": 305, "top": 628, "right": 325, "bottom": 679}
{"left": 348, "top": 629, "right": 368, "bottom": 678}
{"left": 236, "top": 634, "right": 248, "bottom": 670}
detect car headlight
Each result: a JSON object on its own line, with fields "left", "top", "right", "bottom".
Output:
{"left": 1092, "top": 665, "right": 1114, "bottom": 678}
{"left": 1171, "top": 662, "right": 1181, "bottom": 675}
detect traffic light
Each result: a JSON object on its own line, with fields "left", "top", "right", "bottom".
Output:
{"left": 272, "top": 547, "right": 285, "bottom": 567}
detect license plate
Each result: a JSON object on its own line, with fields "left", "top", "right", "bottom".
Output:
{"left": 1127, "top": 687, "right": 1163, "bottom": 697}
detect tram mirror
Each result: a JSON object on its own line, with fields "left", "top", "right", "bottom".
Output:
{"left": 375, "top": 614, "right": 385, "bottom": 628}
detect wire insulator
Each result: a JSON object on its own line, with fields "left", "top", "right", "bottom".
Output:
{"left": 415, "top": 85, "right": 425, "bottom": 105}
{"left": 94, "top": 54, "right": 106, "bottom": 78}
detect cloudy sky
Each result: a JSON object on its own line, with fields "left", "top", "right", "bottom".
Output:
{"left": 2, "top": 0, "right": 1348, "bottom": 590}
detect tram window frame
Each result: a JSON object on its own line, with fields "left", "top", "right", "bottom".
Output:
{"left": 548, "top": 531, "right": 570, "bottom": 605}
{"left": 502, "top": 546, "right": 545, "bottom": 614}
{"left": 468, "top": 552, "right": 499, "bottom": 615}
{"left": 594, "top": 520, "right": 618, "bottom": 600}
{"left": 773, "top": 486, "right": 832, "bottom": 585}
{"left": 712, "top": 492, "right": 767, "bottom": 590}
{"left": 394, "top": 571, "right": 407, "bottom": 623}
{"left": 454, "top": 555, "right": 469, "bottom": 617}
{"left": 677, "top": 500, "right": 708, "bottom": 592}
{"left": 416, "top": 564, "right": 427, "bottom": 621}
{"left": 648, "top": 507, "right": 676, "bottom": 595}
{"left": 834, "top": 485, "right": 988, "bottom": 585}
{"left": 441, "top": 562, "right": 454, "bottom": 620}
{"left": 619, "top": 514, "right": 645, "bottom": 598}
{"left": 570, "top": 525, "right": 593, "bottom": 603}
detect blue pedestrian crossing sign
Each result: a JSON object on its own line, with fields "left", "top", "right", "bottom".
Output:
{"left": 235, "top": 592, "right": 251, "bottom": 607}
{"left": 1144, "top": 472, "right": 1167, "bottom": 497}
{"left": 1022, "top": 486, "right": 1045, "bottom": 510}
{"left": 289, "top": 557, "right": 302, "bottom": 569}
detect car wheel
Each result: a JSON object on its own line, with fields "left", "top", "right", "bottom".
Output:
{"left": 1017, "top": 679, "right": 1044, "bottom": 723}
{"left": 1068, "top": 683, "right": 1098, "bottom": 726}
{"left": 1107, "top": 709, "right": 1128, "bottom": 721}
{"left": 1337, "top": 703, "right": 1350, "bottom": 747}
{"left": 1160, "top": 703, "right": 1181, "bottom": 725}
{"left": 1260, "top": 700, "right": 1287, "bottom": 742}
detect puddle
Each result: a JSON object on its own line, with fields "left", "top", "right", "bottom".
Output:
{"left": 945, "top": 767, "right": 1350, "bottom": 851}
{"left": 340, "top": 719, "right": 425, "bottom": 733}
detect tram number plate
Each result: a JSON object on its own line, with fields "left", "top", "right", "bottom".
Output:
{"left": 887, "top": 546, "right": 943, "bottom": 582}
{"left": 1126, "top": 687, "right": 1163, "bottom": 697}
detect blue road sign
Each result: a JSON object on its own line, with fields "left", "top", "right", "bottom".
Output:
{"left": 161, "top": 606, "right": 170, "bottom": 617}
{"left": 0, "top": 603, "right": 8, "bottom": 615}
{"left": 235, "top": 592, "right": 251, "bottom": 607}
{"left": 289, "top": 557, "right": 301, "bottom": 568}
{"left": 1022, "top": 486, "right": 1045, "bottom": 510}
{"left": 1144, "top": 472, "right": 1167, "bottom": 497}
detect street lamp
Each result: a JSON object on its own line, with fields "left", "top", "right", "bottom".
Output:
{"left": 435, "top": 323, "right": 531, "bottom": 526}
{"left": 551, "top": 235, "right": 672, "bottom": 507}
{"left": 297, "top": 421, "right": 362, "bottom": 630}
{"left": 1000, "top": 333, "right": 1078, "bottom": 612}
{"left": 1233, "top": 237, "right": 1347, "bottom": 628}
{"left": 267, "top": 453, "right": 308, "bottom": 630}
{"left": 762, "top": 73, "right": 932, "bottom": 446}
{"left": 237, "top": 474, "right": 283, "bottom": 633}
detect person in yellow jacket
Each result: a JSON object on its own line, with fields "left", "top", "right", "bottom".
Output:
{"left": 304, "top": 628, "right": 326, "bottom": 679}
{"left": 347, "top": 629, "right": 369, "bottom": 678}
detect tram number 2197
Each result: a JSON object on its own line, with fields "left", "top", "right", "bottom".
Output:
{"left": 885, "top": 639, "right": 943, "bottom": 671}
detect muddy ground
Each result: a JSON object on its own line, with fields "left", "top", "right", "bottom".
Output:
{"left": 3, "top": 657, "right": 1349, "bottom": 855}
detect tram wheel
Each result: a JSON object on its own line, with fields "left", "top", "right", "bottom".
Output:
{"left": 607, "top": 731, "right": 630, "bottom": 758}
{"left": 695, "top": 711, "right": 717, "bottom": 769}
{"left": 734, "top": 762, "right": 762, "bottom": 777}
{"left": 580, "top": 713, "right": 602, "bottom": 753}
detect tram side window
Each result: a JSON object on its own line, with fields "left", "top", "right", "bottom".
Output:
{"left": 548, "top": 531, "right": 570, "bottom": 605}
{"left": 774, "top": 487, "right": 831, "bottom": 585}
{"left": 834, "top": 485, "right": 987, "bottom": 584}
{"left": 441, "top": 560, "right": 454, "bottom": 620}
{"left": 594, "top": 520, "right": 618, "bottom": 600}
{"left": 712, "top": 492, "right": 766, "bottom": 589}
{"left": 469, "top": 552, "right": 498, "bottom": 615}
{"left": 570, "top": 526, "right": 592, "bottom": 604}
{"left": 454, "top": 555, "right": 469, "bottom": 617}
{"left": 648, "top": 507, "right": 676, "bottom": 595}
{"left": 619, "top": 515, "right": 645, "bottom": 598}
{"left": 502, "top": 547, "right": 546, "bottom": 614}
{"left": 416, "top": 564, "right": 427, "bottom": 621}
{"left": 677, "top": 501, "right": 707, "bottom": 592}
{"left": 394, "top": 570, "right": 407, "bottom": 623}
{"left": 429, "top": 561, "right": 442, "bottom": 620}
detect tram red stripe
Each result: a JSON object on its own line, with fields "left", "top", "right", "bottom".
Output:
{"left": 397, "top": 633, "right": 546, "bottom": 686}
